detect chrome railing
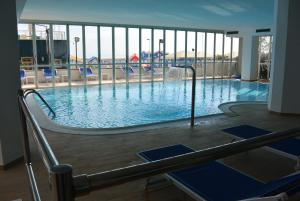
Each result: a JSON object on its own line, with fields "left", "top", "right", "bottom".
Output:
{"left": 18, "top": 88, "right": 300, "bottom": 201}
{"left": 18, "top": 90, "right": 72, "bottom": 201}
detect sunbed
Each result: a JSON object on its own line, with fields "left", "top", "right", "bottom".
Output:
{"left": 79, "top": 67, "right": 97, "bottom": 80}
{"left": 223, "top": 125, "right": 300, "bottom": 169}
{"left": 43, "top": 68, "right": 59, "bottom": 82}
{"left": 121, "top": 65, "right": 135, "bottom": 75}
{"left": 20, "top": 69, "right": 26, "bottom": 83}
{"left": 138, "top": 144, "right": 300, "bottom": 201}
{"left": 143, "top": 64, "right": 154, "bottom": 73}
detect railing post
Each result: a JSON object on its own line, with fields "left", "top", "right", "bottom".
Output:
{"left": 18, "top": 89, "right": 42, "bottom": 201}
{"left": 50, "top": 164, "right": 74, "bottom": 201}
{"left": 190, "top": 66, "right": 196, "bottom": 127}
{"left": 18, "top": 89, "right": 32, "bottom": 164}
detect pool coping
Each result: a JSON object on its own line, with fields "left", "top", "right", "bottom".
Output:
{"left": 26, "top": 94, "right": 267, "bottom": 135}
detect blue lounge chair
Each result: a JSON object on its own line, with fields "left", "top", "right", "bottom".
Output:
{"left": 223, "top": 125, "right": 300, "bottom": 169}
{"left": 79, "top": 67, "right": 97, "bottom": 80}
{"left": 121, "top": 65, "right": 135, "bottom": 75}
{"left": 20, "top": 69, "right": 26, "bottom": 83}
{"left": 143, "top": 65, "right": 154, "bottom": 73}
{"left": 138, "top": 144, "right": 300, "bottom": 201}
{"left": 43, "top": 68, "right": 59, "bottom": 82}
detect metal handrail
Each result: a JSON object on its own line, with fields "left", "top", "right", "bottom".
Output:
{"left": 17, "top": 88, "right": 300, "bottom": 201}
{"left": 19, "top": 91, "right": 59, "bottom": 170}
{"left": 171, "top": 65, "right": 196, "bottom": 127}
{"left": 24, "top": 89, "right": 56, "bottom": 118}
{"left": 18, "top": 89, "right": 73, "bottom": 201}
{"left": 73, "top": 126, "right": 300, "bottom": 195}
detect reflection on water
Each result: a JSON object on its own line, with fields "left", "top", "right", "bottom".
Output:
{"left": 37, "top": 79, "right": 269, "bottom": 128}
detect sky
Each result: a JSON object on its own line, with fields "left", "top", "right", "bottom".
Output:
{"left": 18, "top": 23, "right": 239, "bottom": 59}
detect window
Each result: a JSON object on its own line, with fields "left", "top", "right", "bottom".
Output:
{"left": 85, "top": 26, "right": 99, "bottom": 84}
{"left": 128, "top": 28, "right": 140, "bottom": 82}
{"left": 69, "top": 25, "right": 83, "bottom": 85}
{"left": 206, "top": 33, "right": 215, "bottom": 78}
{"left": 196, "top": 32, "right": 205, "bottom": 78}
{"left": 215, "top": 33, "right": 224, "bottom": 78}
{"left": 100, "top": 27, "right": 113, "bottom": 83}
{"left": 114, "top": 27, "right": 126, "bottom": 82}
{"left": 141, "top": 29, "right": 152, "bottom": 82}
{"left": 18, "top": 24, "right": 34, "bottom": 88}
{"left": 176, "top": 30, "right": 185, "bottom": 65}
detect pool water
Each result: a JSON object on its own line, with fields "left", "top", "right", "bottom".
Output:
{"left": 37, "top": 80, "right": 269, "bottom": 128}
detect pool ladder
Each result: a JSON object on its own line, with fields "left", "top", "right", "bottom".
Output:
{"left": 23, "top": 89, "right": 56, "bottom": 118}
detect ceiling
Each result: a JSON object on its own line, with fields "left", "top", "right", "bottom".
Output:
{"left": 20, "top": 0, "right": 275, "bottom": 31}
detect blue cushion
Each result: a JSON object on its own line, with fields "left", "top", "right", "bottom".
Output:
{"left": 223, "top": 125, "right": 300, "bottom": 157}
{"left": 138, "top": 144, "right": 193, "bottom": 161}
{"left": 223, "top": 125, "right": 270, "bottom": 139}
{"left": 170, "top": 162, "right": 265, "bottom": 201}
{"left": 20, "top": 70, "right": 25, "bottom": 79}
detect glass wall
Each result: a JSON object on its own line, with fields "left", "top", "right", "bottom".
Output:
{"left": 128, "top": 28, "right": 140, "bottom": 83}
{"left": 53, "top": 25, "right": 68, "bottom": 86}
{"left": 176, "top": 31, "right": 185, "bottom": 65}
{"left": 206, "top": 33, "right": 215, "bottom": 78}
{"left": 215, "top": 33, "right": 224, "bottom": 78}
{"left": 115, "top": 27, "right": 126, "bottom": 83}
{"left": 153, "top": 29, "right": 164, "bottom": 81}
{"left": 18, "top": 22, "right": 240, "bottom": 88}
{"left": 165, "top": 30, "right": 175, "bottom": 67}
{"left": 100, "top": 27, "right": 113, "bottom": 84}
{"left": 141, "top": 29, "right": 152, "bottom": 82}
{"left": 187, "top": 31, "right": 196, "bottom": 78}
{"left": 69, "top": 25, "right": 83, "bottom": 85}
{"left": 35, "top": 24, "right": 53, "bottom": 88}
{"left": 165, "top": 30, "right": 175, "bottom": 79}
{"left": 224, "top": 36, "right": 232, "bottom": 78}
{"left": 196, "top": 32, "right": 205, "bottom": 78}
{"left": 232, "top": 37, "right": 240, "bottom": 77}
{"left": 18, "top": 24, "right": 35, "bottom": 88}
{"left": 258, "top": 36, "right": 272, "bottom": 81}
{"left": 85, "top": 26, "right": 99, "bottom": 85}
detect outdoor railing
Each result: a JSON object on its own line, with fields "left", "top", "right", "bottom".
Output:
{"left": 18, "top": 88, "right": 300, "bottom": 201}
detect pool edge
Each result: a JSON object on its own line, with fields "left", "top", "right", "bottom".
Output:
{"left": 26, "top": 95, "right": 267, "bottom": 135}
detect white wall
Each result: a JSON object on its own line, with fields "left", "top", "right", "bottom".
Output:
{"left": 268, "top": 0, "right": 300, "bottom": 114}
{"left": 0, "top": 0, "right": 23, "bottom": 166}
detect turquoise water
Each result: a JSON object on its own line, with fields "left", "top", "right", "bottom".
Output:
{"left": 37, "top": 80, "right": 269, "bottom": 128}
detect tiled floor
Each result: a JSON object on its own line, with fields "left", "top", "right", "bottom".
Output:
{"left": 1, "top": 103, "right": 300, "bottom": 201}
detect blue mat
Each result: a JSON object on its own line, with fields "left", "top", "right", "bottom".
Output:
{"left": 223, "top": 125, "right": 300, "bottom": 157}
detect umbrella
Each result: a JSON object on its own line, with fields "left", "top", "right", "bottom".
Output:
{"left": 130, "top": 54, "right": 139, "bottom": 62}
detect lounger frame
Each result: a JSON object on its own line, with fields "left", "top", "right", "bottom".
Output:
{"left": 138, "top": 145, "right": 276, "bottom": 201}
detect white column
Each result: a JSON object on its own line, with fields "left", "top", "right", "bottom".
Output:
{"left": 268, "top": 0, "right": 300, "bottom": 114}
{"left": 241, "top": 34, "right": 259, "bottom": 81}
{"left": 0, "top": 0, "right": 23, "bottom": 167}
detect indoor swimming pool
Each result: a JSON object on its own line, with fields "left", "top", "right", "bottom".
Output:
{"left": 36, "top": 79, "right": 269, "bottom": 128}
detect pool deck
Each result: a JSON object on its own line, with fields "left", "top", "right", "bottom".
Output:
{"left": 1, "top": 103, "right": 300, "bottom": 201}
